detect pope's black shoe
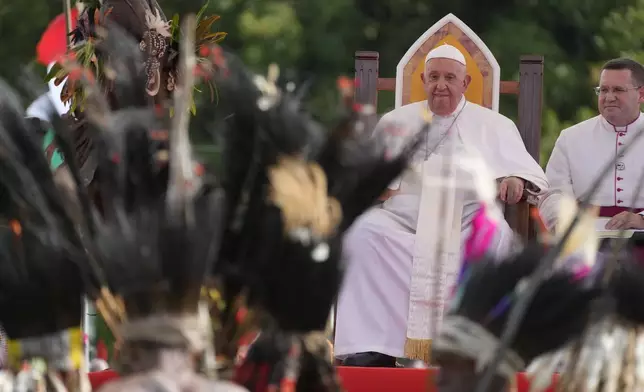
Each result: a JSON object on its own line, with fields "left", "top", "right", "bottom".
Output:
{"left": 341, "top": 352, "right": 397, "bottom": 367}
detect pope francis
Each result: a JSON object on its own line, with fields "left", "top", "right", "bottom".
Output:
{"left": 333, "top": 44, "right": 549, "bottom": 366}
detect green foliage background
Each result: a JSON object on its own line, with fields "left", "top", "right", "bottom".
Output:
{"left": 3, "top": 0, "right": 644, "bottom": 165}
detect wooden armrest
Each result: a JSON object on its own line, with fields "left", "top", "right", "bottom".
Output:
{"left": 524, "top": 194, "right": 539, "bottom": 206}
{"left": 504, "top": 199, "right": 531, "bottom": 240}
{"left": 523, "top": 183, "right": 542, "bottom": 206}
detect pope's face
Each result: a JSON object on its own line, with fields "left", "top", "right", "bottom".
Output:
{"left": 421, "top": 58, "right": 470, "bottom": 116}
{"left": 598, "top": 69, "right": 644, "bottom": 126}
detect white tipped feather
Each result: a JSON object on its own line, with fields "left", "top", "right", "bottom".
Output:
{"left": 254, "top": 63, "right": 280, "bottom": 111}
{"left": 167, "top": 14, "right": 201, "bottom": 224}
{"left": 554, "top": 194, "right": 599, "bottom": 269}
{"left": 526, "top": 349, "right": 569, "bottom": 392}
{"left": 450, "top": 144, "right": 505, "bottom": 225}
{"left": 416, "top": 144, "right": 500, "bottom": 214}
{"left": 453, "top": 145, "right": 500, "bottom": 205}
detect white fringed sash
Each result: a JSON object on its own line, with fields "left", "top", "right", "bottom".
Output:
{"left": 404, "top": 155, "right": 464, "bottom": 362}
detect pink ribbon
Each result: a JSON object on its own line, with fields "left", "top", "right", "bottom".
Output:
{"left": 463, "top": 203, "right": 498, "bottom": 261}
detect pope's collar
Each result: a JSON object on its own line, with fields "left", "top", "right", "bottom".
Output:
{"left": 600, "top": 112, "right": 643, "bottom": 133}
{"left": 425, "top": 96, "right": 467, "bottom": 120}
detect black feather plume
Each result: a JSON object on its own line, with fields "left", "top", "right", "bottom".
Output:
{"left": 201, "top": 48, "right": 419, "bottom": 390}
{"left": 444, "top": 244, "right": 599, "bottom": 363}
{"left": 66, "top": 25, "right": 227, "bottom": 321}
{"left": 208, "top": 53, "right": 419, "bottom": 330}
{"left": 607, "top": 251, "right": 644, "bottom": 324}
{"left": 0, "top": 81, "right": 86, "bottom": 340}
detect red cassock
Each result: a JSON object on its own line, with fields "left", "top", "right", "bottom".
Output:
{"left": 36, "top": 8, "right": 79, "bottom": 66}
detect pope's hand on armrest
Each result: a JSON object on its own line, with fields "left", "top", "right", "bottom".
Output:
{"left": 498, "top": 176, "right": 526, "bottom": 204}
{"left": 497, "top": 176, "right": 543, "bottom": 205}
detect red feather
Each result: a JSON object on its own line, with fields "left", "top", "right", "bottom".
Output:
{"left": 96, "top": 340, "right": 108, "bottom": 361}
{"left": 36, "top": 9, "right": 79, "bottom": 66}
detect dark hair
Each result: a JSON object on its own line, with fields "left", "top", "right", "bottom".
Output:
{"left": 602, "top": 58, "right": 644, "bottom": 86}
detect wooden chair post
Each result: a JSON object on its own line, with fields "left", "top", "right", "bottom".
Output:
{"left": 518, "top": 55, "right": 544, "bottom": 162}
{"left": 505, "top": 56, "right": 543, "bottom": 239}
{"left": 513, "top": 55, "right": 544, "bottom": 239}
{"left": 354, "top": 51, "right": 380, "bottom": 106}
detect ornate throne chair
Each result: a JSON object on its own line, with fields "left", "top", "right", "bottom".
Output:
{"left": 354, "top": 13, "right": 544, "bottom": 239}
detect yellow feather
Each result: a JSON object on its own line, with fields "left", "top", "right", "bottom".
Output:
{"left": 555, "top": 194, "right": 599, "bottom": 268}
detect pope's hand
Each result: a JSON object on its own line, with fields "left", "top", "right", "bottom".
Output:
{"left": 605, "top": 211, "right": 644, "bottom": 230}
{"left": 498, "top": 176, "right": 525, "bottom": 204}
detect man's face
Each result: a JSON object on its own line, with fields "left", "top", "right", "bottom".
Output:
{"left": 421, "top": 58, "right": 470, "bottom": 116}
{"left": 598, "top": 69, "right": 644, "bottom": 126}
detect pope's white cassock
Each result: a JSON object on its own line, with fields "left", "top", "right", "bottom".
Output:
{"left": 334, "top": 82, "right": 548, "bottom": 359}
{"left": 539, "top": 112, "right": 644, "bottom": 229}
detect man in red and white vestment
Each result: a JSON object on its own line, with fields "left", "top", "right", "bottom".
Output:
{"left": 540, "top": 58, "right": 644, "bottom": 230}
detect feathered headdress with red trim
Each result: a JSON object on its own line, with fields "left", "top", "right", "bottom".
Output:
{"left": 36, "top": 8, "right": 79, "bottom": 66}
{"left": 46, "top": 0, "right": 225, "bottom": 114}
{"left": 198, "top": 47, "right": 423, "bottom": 390}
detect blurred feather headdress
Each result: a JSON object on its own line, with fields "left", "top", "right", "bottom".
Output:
{"left": 0, "top": 80, "right": 90, "bottom": 389}
{"left": 433, "top": 244, "right": 599, "bottom": 390}
{"left": 527, "top": 250, "right": 644, "bottom": 391}
{"left": 65, "top": 19, "right": 226, "bottom": 359}
{"left": 197, "top": 48, "right": 421, "bottom": 390}
{"left": 47, "top": 0, "right": 225, "bottom": 113}
{"left": 17, "top": 21, "right": 231, "bottom": 391}
{"left": 39, "top": 0, "right": 226, "bottom": 216}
